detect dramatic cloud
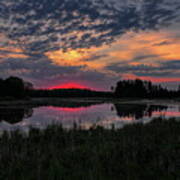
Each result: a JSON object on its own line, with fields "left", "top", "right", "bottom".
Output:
{"left": 107, "top": 60, "right": 180, "bottom": 77}
{"left": 1, "top": 0, "right": 180, "bottom": 53}
{"left": 0, "top": 0, "right": 180, "bottom": 89}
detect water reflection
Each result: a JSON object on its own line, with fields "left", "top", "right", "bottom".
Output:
{"left": 0, "top": 107, "right": 33, "bottom": 124}
{"left": 0, "top": 101, "right": 179, "bottom": 131}
{"left": 113, "top": 104, "right": 168, "bottom": 120}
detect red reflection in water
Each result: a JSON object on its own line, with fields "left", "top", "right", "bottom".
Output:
{"left": 48, "top": 82, "right": 91, "bottom": 90}
{"left": 48, "top": 106, "right": 89, "bottom": 113}
{"left": 153, "top": 111, "right": 180, "bottom": 117}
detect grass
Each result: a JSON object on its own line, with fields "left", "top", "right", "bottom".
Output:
{"left": 0, "top": 117, "right": 180, "bottom": 180}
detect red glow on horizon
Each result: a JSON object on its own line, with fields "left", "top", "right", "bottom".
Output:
{"left": 48, "top": 82, "right": 92, "bottom": 90}
{"left": 122, "top": 74, "right": 180, "bottom": 83}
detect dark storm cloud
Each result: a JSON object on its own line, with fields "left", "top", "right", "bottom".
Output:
{"left": 1, "top": 0, "right": 180, "bottom": 54}
{"left": 107, "top": 60, "right": 180, "bottom": 77}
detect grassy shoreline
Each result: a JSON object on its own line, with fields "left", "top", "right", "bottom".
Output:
{"left": 0, "top": 117, "right": 180, "bottom": 179}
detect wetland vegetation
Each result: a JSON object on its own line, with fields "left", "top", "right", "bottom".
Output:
{"left": 0, "top": 117, "right": 180, "bottom": 180}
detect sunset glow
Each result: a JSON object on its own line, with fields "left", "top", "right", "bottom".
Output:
{"left": 0, "top": 0, "right": 180, "bottom": 90}
{"left": 46, "top": 49, "right": 90, "bottom": 66}
{"left": 49, "top": 82, "right": 91, "bottom": 90}
{"left": 1, "top": 2, "right": 180, "bottom": 177}
{"left": 122, "top": 74, "right": 180, "bottom": 83}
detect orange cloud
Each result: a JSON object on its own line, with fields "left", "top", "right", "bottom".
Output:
{"left": 46, "top": 49, "right": 89, "bottom": 65}
{"left": 45, "top": 46, "right": 107, "bottom": 70}
{"left": 0, "top": 53, "right": 28, "bottom": 59}
{"left": 45, "top": 29, "right": 180, "bottom": 86}
{"left": 0, "top": 46, "right": 28, "bottom": 59}
{"left": 104, "top": 30, "right": 180, "bottom": 65}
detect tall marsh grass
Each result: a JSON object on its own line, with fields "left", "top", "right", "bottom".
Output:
{"left": 0, "top": 117, "right": 180, "bottom": 180}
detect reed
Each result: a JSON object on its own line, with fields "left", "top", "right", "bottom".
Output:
{"left": 0, "top": 117, "right": 180, "bottom": 180}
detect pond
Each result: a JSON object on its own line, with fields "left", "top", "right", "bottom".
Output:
{"left": 0, "top": 100, "right": 180, "bottom": 132}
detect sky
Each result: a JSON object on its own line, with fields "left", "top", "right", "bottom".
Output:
{"left": 0, "top": 0, "right": 180, "bottom": 90}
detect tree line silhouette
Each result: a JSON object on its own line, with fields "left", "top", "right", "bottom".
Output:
{"left": 114, "top": 79, "right": 180, "bottom": 98}
{"left": 0, "top": 76, "right": 180, "bottom": 98}
{"left": 0, "top": 77, "right": 33, "bottom": 98}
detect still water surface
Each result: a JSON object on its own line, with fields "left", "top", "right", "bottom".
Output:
{"left": 0, "top": 101, "right": 180, "bottom": 132}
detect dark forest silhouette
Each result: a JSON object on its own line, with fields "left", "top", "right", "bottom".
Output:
{"left": 0, "top": 76, "right": 180, "bottom": 99}
{"left": 0, "top": 77, "right": 33, "bottom": 98}
{"left": 114, "top": 79, "right": 180, "bottom": 98}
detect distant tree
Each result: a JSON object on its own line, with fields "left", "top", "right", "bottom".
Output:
{"left": 178, "top": 85, "right": 180, "bottom": 97}
{"left": 0, "top": 78, "right": 5, "bottom": 97}
{"left": 111, "top": 86, "right": 114, "bottom": 92}
{"left": 115, "top": 79, "right": 148, "bottom": 98}
{"left": 24, "top": 81, "right": 34, "bottom": 90}
{"left": 4, "top": 76, "right": 25, "bottom": 98}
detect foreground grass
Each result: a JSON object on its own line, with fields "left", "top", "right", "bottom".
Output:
{"left": 0, "top": 118, "right": 180, "bottom": 180}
